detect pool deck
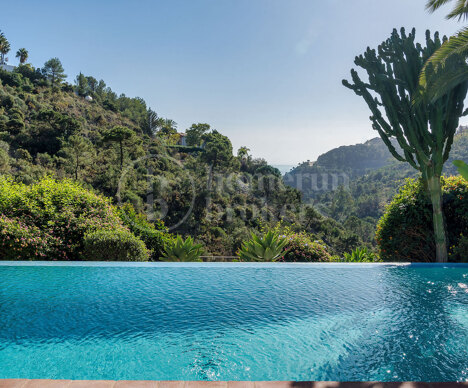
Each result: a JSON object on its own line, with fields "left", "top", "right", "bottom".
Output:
{"left": 0, "top": 381, "right": 467, "bottom": 388}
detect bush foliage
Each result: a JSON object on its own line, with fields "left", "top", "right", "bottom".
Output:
{"left": 0, "top": 214, "right": 60, "bottom": 260}
{"left": 280, "top": 232, "right": 333, "bottom": 262}
{"left": 376, "top": 177, "right": 468, "bottom": 262}
{"left": 117, "top": 203, "right": 173, "bottom": 261}
{"left": 0, "top": 177, "right": 150, "bottom": 261}
{"left": 83, "top": 229, "right": 149, "bottom": 261}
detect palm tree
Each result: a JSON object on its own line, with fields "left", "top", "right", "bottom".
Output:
{"left": 237, "top": 146, "right": 251, "bottom": 169}
{"left": 237, "top": 146, "right": 250, "bottom": 159}
{"left": 15, "top": 48, "right": 28, "bottom": 64}
{"left": 159, "top": 119, "right": 178, "bottom": 135}
{"left": 0, "top": 31, "right": 10, "bottom": 65}
{"left": 419, "top": 0, "right": 468, "bottom": 100}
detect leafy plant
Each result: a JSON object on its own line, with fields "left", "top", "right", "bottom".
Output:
{"left": 418, "top": 0, "right": 468, "bottom": 102}
{"left": 162, "top": 235, "right": 204, "bottom": 262}
{"left": 343, "top": 247, "right": 379, "bottom": 262}
{"left": 282, "top": 235, "right": 333, "bottom": 262}
{"left": 0, "top": 214, "right": 60, "bottom": 260}
{"left": 237, "top": 231, "right": 288, "bottom": 262}
{"left": 117, "top": 203, "right": 174, "bottom": 261}
{"left": 83, "top": 229, "right": 149, "bottom": 261}
{"left": 453, "top": 160, "right": 468, "bottom": 180}
{"left": 0, "top": 176, "right": 132, "bottom": 260}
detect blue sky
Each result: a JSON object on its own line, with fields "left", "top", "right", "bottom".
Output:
{"left": 1, "top": 0, "right": 465, "bottom": 164}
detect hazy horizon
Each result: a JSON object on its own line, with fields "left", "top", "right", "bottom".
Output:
{"left": 2, "top": 0, "right": 467, "bottom": 164}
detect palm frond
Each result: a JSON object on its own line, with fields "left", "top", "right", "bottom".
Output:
{"left": 421, "top": 27, "right": 468, "bottom": 83}
{"left": 417, "top": 27, "right": 468, "bottom": 103}
{"left": 426, "top": 0, "right": 455, "bottom": 12}
{"left": 417, "top": 62, "right": 468, "bottom": 103}
{"left": 426, "top": 0, "right": 468, "bottom": 20}
{"left": 447, "top": 0, "right": 468, "bottom": 20}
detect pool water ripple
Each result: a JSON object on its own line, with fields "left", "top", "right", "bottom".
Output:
{"left": 0, "top": 264, "right": 467, "bottom": 381}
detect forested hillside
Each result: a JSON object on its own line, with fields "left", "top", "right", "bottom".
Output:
{"left": 285, "top": 128, "right": 468, "bottom": 245}
{"left": 285, "top": 129, "right": 467, "bottom": 200}
{"left": 0, "top": 53, "right": 368, "bottom": 257}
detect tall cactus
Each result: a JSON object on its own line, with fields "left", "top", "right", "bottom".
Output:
{"left": 343, "top": 28, "right": 468, "bottom": 262}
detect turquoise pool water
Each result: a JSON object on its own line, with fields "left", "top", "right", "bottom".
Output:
{"left": 0, "top": 262, "right": 467, "bottom": 381}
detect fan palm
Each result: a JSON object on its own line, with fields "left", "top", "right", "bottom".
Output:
{"left": 15, "top": 48, "right": 28, "bottom": 64}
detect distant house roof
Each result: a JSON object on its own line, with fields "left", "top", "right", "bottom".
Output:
{"left": 0, "top": 64, "right": 15, "bottom": 73}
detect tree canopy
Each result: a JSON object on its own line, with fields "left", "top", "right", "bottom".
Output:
{"left": 42, "top": 57, "right": 66, "bottom": 87}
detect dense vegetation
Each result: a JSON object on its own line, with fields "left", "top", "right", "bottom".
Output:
{"left": 285, "top": 128, "right": 468, "bottom": 249}
{"left": 377, "top": 176, "right": 468, "bottom": 261}
{"left": 0, "top": 177, "right": 148, "bottom": 260}
{"left": 284, "top": 138, "right": 398, "bottom": 199}
{"left": 0, "top": 31, "right": 367, "bottom": 261}
{"left": 285, "top": 131, "right": 468, "bottom": 202}
{"left": 0, "top": 26, "right": 466, "bottom": 262}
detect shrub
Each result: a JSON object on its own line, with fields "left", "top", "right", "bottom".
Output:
{"left": 117, "top": 203, "right": 174, "bottom": 261}
{"left": 280, "top": 232, "right": 333, "bottom": 262}
{"left": 237, "top": 231, "right": 288, "bottom": 262}
{"left": 83, "top": 229, "right": 149, "bottom": 261}
{"left": 162, "top": 235, "right": 204, "bottom": 262}
{"left": 0, "top": 215, "right": 61, "bottom": 260}
{"left": 376, "top": 176, "right": 468, "bottom": 262}
{"left": 0, "top": 176, "right": 129, "bottom": 260}
{"left": 262, "top": 222, "right": 334, "bottom": 262}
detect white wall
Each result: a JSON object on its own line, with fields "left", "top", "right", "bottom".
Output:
{"left": 0, "top": 64, "right": 15, "bottom": 72}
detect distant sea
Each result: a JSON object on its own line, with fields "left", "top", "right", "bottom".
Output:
{"left": 272, "top": 165, "right": 296, "bottom": 175}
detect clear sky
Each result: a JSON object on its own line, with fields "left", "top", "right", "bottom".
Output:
{"left": 1, "top": 0, "right": 465, "bottom": 164}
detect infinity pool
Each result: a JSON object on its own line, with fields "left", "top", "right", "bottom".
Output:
{"left": 0, "top": 262, "right": 467, "bottom": 381}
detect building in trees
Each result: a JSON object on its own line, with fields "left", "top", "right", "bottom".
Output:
{"left": 0, "top": 64, "right": 14, "bottom": 72}
{"left": 177, "top": 133, "right": 187, "bottom": 146}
